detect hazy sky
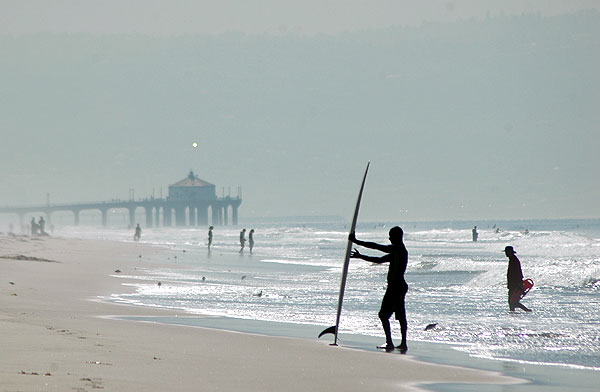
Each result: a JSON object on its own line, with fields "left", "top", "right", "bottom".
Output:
{"left": 1, "top": 1, "right": 599, "bottom": 224}
{"left": 2, "top": 0, "right": 599, "bottom": 35}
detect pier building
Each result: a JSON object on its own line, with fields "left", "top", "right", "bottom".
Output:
{"left": 0, "top": 171, "right": 241, "bottom": 229}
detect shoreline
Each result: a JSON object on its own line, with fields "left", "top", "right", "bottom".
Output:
{"left": 0, "top": 235, "right": 522, "bottom": 391}
{"left": 112, "top": 314, "right": 600, "bottom": 391}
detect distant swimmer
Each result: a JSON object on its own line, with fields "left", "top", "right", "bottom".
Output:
{"left": 239, "top": 228, "right": 246, "bottom": 253}
{"left": 504, "top": 246, "right": 532, "bottom": 312}
{"left": 472, "top": 226, "right": 478, "bottom": 242}
{"left": 208, "top": 226, "right": 214, "bottom": 252}
{"left": 349, "top": 226, "right": 409, "bottom": 353}
{"left": 249, "top": 229, "right": 255, "bottom": 254}
{"left": 134, "top": 224, "right": 142, "bottom": 241}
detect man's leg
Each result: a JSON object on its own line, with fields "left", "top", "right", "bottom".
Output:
{"left": 396, "top": 289, "right": 408, "bottom": 353}
{"left": 508, "top": 290, "right": 517, "bottom": 311}
{"left": 379, "top": 314, "right": 393, "bottom": 346}
{"left": 379, "top": 289, "right": 395, "bottom": 350}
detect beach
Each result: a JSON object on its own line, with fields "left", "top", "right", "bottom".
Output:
{"left": 0, "top": 235, "right": 520, "bottom": 391}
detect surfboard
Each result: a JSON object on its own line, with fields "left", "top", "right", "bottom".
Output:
{"left": 510, "top": 278, "right": 534, "bottom": 303}
{"left": 318, "top": 162, "right": 370, "bottom": 345}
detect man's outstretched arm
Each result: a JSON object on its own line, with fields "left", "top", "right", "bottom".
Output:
{"left": 349, "top": 232, "right": 392, "bottom": 253}
{"left": 350, "top": 249, "right": 387, "bottom": 264}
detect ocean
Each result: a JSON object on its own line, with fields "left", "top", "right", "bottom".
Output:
{"left": 58, "top": 217, "right": 599, "bottom": 376}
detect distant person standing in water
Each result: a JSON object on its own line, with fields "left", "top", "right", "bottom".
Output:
{"left": 208, "top": 226, "right": 214, "bottom": 252}
{"left": 472, "top": 226, "right": 478, "bottom": 242}
{"left": 39, "top": 217, "right": 47, "bottom": 235}
{"left": 349, "top": 226, "right": 409, "bottom": 353}
{"left": 505, "top": 246, "right": 532, "bottom": 312}
{"left": 239, "top": 228, "right": 246, "bottom": 253}
{"left": 30, "top": 217, "right": 38, "bottom": 236}
{"left": 134, "top": 224, "right": 142, "bottom": 241}
{"left": 248, "top": 229, "right": 255, "bottom": 254}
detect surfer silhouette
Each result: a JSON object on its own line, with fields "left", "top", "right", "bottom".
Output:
{"left": 505, "top": 246, "right": 532, "bottom": 312}
{"left": 349, "top": 226, "right": 409, "bottom": 353}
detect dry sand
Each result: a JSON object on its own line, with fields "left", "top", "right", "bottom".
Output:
{"left": 0, "top": 235, "right": 522, "bottom": 391}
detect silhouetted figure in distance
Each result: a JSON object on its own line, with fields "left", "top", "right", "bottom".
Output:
{"left": 249, "top": 229, "right": 255, "bottom": 254}
{"left": 349, "top": 226, "right": 409, "bottom": 353}
{"left": 30, "top": 217, "right": 39, "bottom": 236}
{"left": 472, "top": 226, "right": 478, "bottom": 242}
{"left": 239, "top": 228, "right": 246, "bottom": 253}
{"left": 505, "top": 246, "right": 532, "bottom": 312}
{"left": 38, "top": 216, "right": 48, "bottom": 236}
{"left": 208, "top": 226, "right": 214, "bottom": 252}
{"left": 134, "top": 224, "right": 142, "bottom": 241}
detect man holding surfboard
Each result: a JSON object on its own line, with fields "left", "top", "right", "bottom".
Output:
{"left": 505, "top": 246, "right": 532, "bottom": 312}
{"left": 349, "top": 226, "right": 409, "bottom": 353}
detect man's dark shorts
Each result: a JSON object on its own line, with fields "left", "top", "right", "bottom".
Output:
{"left": 379, "top": 281, "right": 408, "bottom": 320}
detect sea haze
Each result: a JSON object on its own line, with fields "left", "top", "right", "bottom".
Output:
{"left": 1, "top": 12, "right": 599, "bottom": 221}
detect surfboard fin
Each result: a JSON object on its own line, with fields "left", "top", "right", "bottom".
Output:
{"left": 318, "top": 325, "right": 336, "bottom": 339}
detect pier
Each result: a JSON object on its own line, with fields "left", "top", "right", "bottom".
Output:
{"left": 0, "top": 171, "right": 241, "bottom": 228}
